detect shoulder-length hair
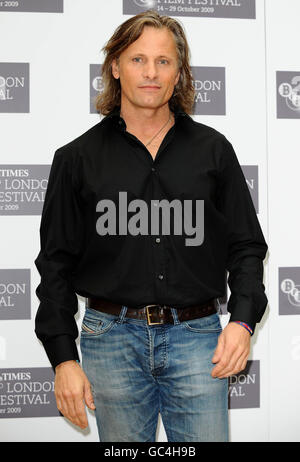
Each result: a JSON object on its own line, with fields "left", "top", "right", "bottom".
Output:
{"left": 95, "top": 9, "right": 195, "bottom": 115}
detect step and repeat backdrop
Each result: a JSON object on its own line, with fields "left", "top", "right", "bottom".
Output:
{"left": 0, "top": 0, "right": 299, "bottom": 442}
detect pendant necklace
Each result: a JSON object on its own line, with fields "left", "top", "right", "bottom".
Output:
{"left": 120, "top": 111, "right": 172, "bottom": 146}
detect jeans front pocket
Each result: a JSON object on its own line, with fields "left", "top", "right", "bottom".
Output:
{"left": 81, "top": 307, "right": 118, "bottom": 337}
{"left": 182, "top": 312, "right": 222, "bottom": 333}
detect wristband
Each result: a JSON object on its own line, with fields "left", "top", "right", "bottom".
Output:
{"left": 233, "top": 321, "right": 253, "bottom": 336}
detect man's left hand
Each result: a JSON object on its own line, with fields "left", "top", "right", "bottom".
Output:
{"left": 211, "top": 322, "right": 251, "bottom": 379}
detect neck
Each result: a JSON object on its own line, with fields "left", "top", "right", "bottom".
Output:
{"left": 119, "top": 101, "right": 173, "bottom": 137}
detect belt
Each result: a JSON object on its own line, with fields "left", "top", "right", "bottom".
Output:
{"left": 86, "top": 297, "right": 217, "bottom": 326}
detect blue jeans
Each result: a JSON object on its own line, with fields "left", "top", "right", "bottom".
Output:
{"left": 80, "top": 305, "right": 229, "bottom": 442}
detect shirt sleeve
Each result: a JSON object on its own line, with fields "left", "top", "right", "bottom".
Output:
{"left": 216, "top": 135, "right": 268, "bottom": 333}
{"left": 34, "top": 146, "right": 85, "bottom": 369}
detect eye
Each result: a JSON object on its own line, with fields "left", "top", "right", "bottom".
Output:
{"left": 132, "top": 57, "right": 169, "bottom": 64}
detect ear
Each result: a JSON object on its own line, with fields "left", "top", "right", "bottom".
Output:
{"left": 174, "top": 69, "right": 180, "bottom": 86}
{"left": 111, "top": 57, "right": 120, "bottom": 80}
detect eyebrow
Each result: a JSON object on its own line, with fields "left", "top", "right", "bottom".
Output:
{"left": 130, "top": 53, "right": 172, "bottom": 59}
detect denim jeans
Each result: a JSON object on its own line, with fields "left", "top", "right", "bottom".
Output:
{"left": 80, "top": 305, "right": 229, "bottom": 442}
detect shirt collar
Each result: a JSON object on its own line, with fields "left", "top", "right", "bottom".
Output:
{"left": 101, "top": 104, "right": 188, "bottom": 127}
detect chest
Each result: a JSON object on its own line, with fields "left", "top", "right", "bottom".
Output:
{"left": 141, "top": 139, "right": 161, "bottom": 160}
{"left": 128, "top": 123, "right": 174, "bottom": 161}
{"left": 80, "top": 124, "right": 220, "bottom": 206}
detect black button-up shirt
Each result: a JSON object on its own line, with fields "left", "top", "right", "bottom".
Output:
{"left": 34, "top": 104, "right": 268, "bottom": 369}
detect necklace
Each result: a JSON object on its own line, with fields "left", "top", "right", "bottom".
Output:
{"left": 145, "top": 112, "right": 172, "bottom": 146}
{"left": 120, "top": 111, "right": 172, "bottom": 146}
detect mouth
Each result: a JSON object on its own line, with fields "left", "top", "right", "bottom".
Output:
{"left": 139, "top": 86, "right": 160, "bottom": 90}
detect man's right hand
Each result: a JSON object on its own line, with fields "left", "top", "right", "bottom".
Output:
{"left": 54, "top": 360, "right": 96, "bottom": 429}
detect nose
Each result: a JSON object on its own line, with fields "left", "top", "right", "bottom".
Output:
{"left": 142, "top": 60, "right": 158, "bottom": 81}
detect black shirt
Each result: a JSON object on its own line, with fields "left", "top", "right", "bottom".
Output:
{"left": 34, "top": 104, "right": 268, "bottom": 369}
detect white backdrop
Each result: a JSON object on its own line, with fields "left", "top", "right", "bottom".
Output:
{"left": 0, "top": 0, "right": 299, "bottom": 442}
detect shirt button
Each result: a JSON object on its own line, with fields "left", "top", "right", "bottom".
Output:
{"left": 155, "top": 237, "right": 160, "bottom": 243}
{"left": 158, "top": 274, "right": 164, "bottom": 280}
{"left": 151, "top": 167, "right": 155, "bottom": 172}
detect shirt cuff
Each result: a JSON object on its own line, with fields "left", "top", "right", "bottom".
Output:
{"left": 42, "top": 335, "right": 79, "bottom": 370}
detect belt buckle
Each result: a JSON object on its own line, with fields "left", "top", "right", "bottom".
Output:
{"left": 145, "top": 304, "right": 162, "bottom": 325}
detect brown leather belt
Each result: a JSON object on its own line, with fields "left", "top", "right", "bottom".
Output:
{"left": 86, "top": 297, "right": 217, "bottom": 326}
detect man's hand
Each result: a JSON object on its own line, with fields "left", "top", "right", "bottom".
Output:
{"left": 211, "top": 322, "right": 251, "bottom": 379}
{"left": 54, "top": 360, "right": 96, "bottom": 429}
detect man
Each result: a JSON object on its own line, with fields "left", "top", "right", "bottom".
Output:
{"left": 34, "top": 10, "right": 268, "bottom": 442}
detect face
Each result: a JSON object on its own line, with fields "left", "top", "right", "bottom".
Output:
{"left": 111, "top": 26, "right": 180, "bottom": 111}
